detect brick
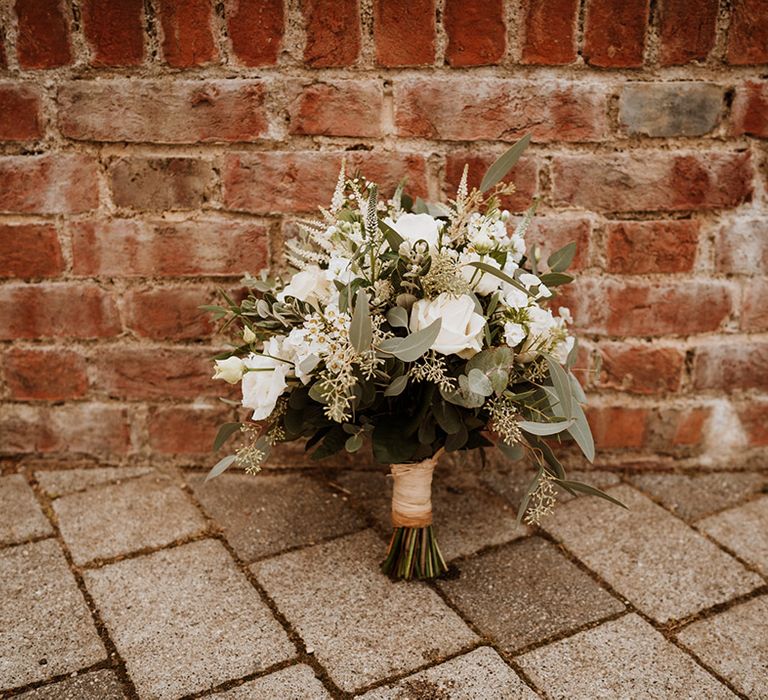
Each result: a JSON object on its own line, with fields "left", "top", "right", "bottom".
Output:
{"left": 14, "top": 0, "right": 72, "bottom": 68}
{"left": 670, "top": 406, "right": 710, "bottom": 446}
{"left": 302, "top": 0, "right": 360, "bottom": 67}
{"left": 527, "top": 217, "right": 593, "bottom": 270}
{"left": 227, "top": 0, "right": 284, "bottom": 66}
{"left": 0, "top": 283, "right": 120, "bottom": 340}
{"left": 4, "top": 348, "right": 88, "bottom": 400}
{"left": 0, "top": 474, "right": 52, "bottom": 545}
{"left": 583, "top": 0, "right": 649, "bottom": 67}
{"left": 0, "top": 224, "right": 64, "bottom": 278}
{"left": 0, "top": 540, "right": 105, "bottom": 688}
{"left": 71, "top": 219, "right": 269, "bottom": 277}
{"left": 518, "top": 614, "right": 736, "bottom": 699}
{"left": 15, "top": 669, "right": 126, "bottom": 700}
{"left": 36, "top": 466, "right": 154, "bottom": 498}
{"left": 289, "top": 80, "right": 384, "bottom": 137}
{"left": 253, "top": 530, "right": 476, "bottom": 692}
{"left": 552, "top": 151, "right": 752, "bottom": 212}
{"left": 91, "top": 347, "right": 215, "bottom": 400}
{"left": 605, "top": 220, "right": 699, "bottom": 273}
{"left": 0, "top": 33, "right": 6, "bottom": 67}
{"left": 211, "top": 665, "right": 330, "bottom": 699}
{"left": 562, "top": 279, "right": 733, "bottom": 337}
{"left": 148, "top": 405, "right": 231, "bottom": 454}
{"left": 742, "top": 278, "right": 768, "bottom": 331}
{"left": 542, "top": 484, "right": 762, "bottom": 622}
{"left": 84, "top": 540, "right": 294, "bottom": 700}
{"left": 731, "top": 81, "right": 768, "bottom": 138}
{"left": 738, "top": 399, "right": 768, "bottom": 446}
{"left": 81, "top": 0, "right": 144, "bottom": 66}
{"left": 395, "top": 79, "right": 607, "bottom": 142}
{"left": 586, "top": 406, "right": 647, "bottom": 449}
{"left": 438, "top": 538, "right": 623, "bottom": 652}
{"left": 698, "top": 496, "right": 768, "bottom": 575}
{"left": 0, "top": 83, "right": 43, "bottom": 141}
{"left": 444, "top": 151, "right": 539, "bottom": 213}
{"left": 727, "top": 0, "right": 768, "bottom": 65}
{"left": 444, "top": 0, "right": 505, "bottom": 67}
{"left": 629, "top": 472, "right": 767, "bottom": 522}
{"left": 677, "top": 596, "right": 768, "bottom": 699}
{"left": 54, "top": 473, "right": 206, "bottom": 565}
{"left": 658, "top": 0, "right": 718, "bottom": 65}
{"left": 598, "top": 343, "right": 684, "bottom": 395}
{"left": 224, "top": 151, "right": 428, "bottom": 214}
{"left": 0, "top": 403, "right": 132, "bottom": 456}
{"left": 125, "top": 287, "right": 215, "bottom": 340}
{"left": 619, "top": 82, "right": 723, "bottom": 137}
{"left": 694, "top": 341, "right": 768, "bottom": 392}
{"left": 521, "top": 0, "right": 578, "bottom": 65}
{"left": 373, "top": 0, "right": 435, "bottom": 66}
{"left": 189, "top": 472, "right": 366, "bottom": 561}
{"left": 716, "top": 216, "right": 768, "bottom": 274}
{"left": 58, "top": 80, "right": 269, "bottom": 143}
{"left": 360, "top": 648, "right": 536, "bottom": 700}
{"left": 109, "top": 157, "right": 216, "bottom": 211}
{"left": 0, "top": 154, "right": 99, "bottom": 214}
{"left": 159, "top": 0, "right": 216, "bottom": 67}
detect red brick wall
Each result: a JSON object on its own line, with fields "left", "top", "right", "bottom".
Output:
{"left": 0, "top": 0, "right": 766, "bottom": 470}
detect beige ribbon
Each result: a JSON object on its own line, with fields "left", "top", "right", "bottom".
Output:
{"left": 390, "top": 449, "right": 443, "bottom": 528}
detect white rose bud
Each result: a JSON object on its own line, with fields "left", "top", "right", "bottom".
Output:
{"left": 243, "top": 326, "right": 256, "bottom": 344}
{"left": 212, "top": 357, "right": 246, "bottom": 384}
{"left": 410, "top": 293, "right": 485, "bottom": 359}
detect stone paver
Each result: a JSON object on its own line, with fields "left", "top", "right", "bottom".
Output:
{"left": 188, "top": 472, "right": 366, "bottom": 561}
{"left": 438, "top": 537, "right": 624, "bottom": 652}
{"left": 0, "top": 474, "right": 52, "bottom": 545}
{"left": 697, "top": 495, "right": 768, "bottom": 576}
{"left": 53, "top": 473, "right": 206, "bottom": 564}
{"left": 517, "top": 614, "right": 736, "bottom": 699}
{"left": 335, "top": 469, "right": 525, "bottom": 560}
{"left": 14, "top": 669, "right": 126, "bottom": 699}
{"left": 36, "top": 466, "right": 154, "bottom": 498}
{"left": 84, "top": 539, "right": 294, "bottom": 700}
{"left": 359, "top": 647, "right": 538, "bottom": 699}
{"left": 252, "top": 529, "right": 477, "bottom": 693}
{"left": 627, "top": 472, "right": 767, "bottom": 522}
{"left": 677, "top": 595, "right": 768, "bottom": 700}
{"left": 0, "top": 540, "right": 106, "bottom": 690}
{"left": 543, "top": 484, "right": 762, "bottom": 623}
{"left": 209, "top": 664, "right": 330, "bottom": 699}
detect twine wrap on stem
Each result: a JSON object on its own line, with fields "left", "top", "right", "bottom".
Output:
{"left": 390, "top": 456, "right": 438, "bottom": 528}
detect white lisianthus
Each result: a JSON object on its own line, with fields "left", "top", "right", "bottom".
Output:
{"left": 558, "top": 306, "right": 573, "bottom": 324}
{"left": 385, "top": 213, "right": 442, "bottom": 252}
{"left": 552, "top": 336, "right": 575, "bottom": 364}
{"left": 504, "top": 322, "right": 527, "bottom": 348}
{"left": 277, "top": 265, "right": 331, "bottom": 305}
{"left": 282, "top": 329, "right": 321, "bottom": 383}
{"left": 212, "top": 357, "right": 246, "bottom": 384}
{"left": 326, "top": 256, "right": 355, "bottom": 285}
{"left": 519, "top": 272, "right": 552, "bottom": 299}
{"left": 518, "top": 306, "right": 559, "bottom": 362}
{"left": 241, "top": 345, "right": 290, "bottom": 421}
{"left": 410, "top": 293, "right": 485, "bottom": 359}
{"left": 243, "top": 326, "right": 256, "bottom": 344}
{"left": 502, "top": 285, "right": 530, "bottom": 310}
{"left": 459, "top": 251, "right": 502, "bottom": 296}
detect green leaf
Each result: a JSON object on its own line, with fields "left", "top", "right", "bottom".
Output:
{"left": 538, "top": 272, "right": 574, "bottom": 287}
{"left": 444, "top": 422, "right": 468, "bottom": 451}
{"left": 569, "top": 371, "right": 587, "bottom": 404}
{"left": 480, "top": 134, "right": 532, "bottom": 193}
{"left": 517, "top": 465, "right": 544, "bottom": 525}
{"left": 518, "top": 419, "right": 574, "bottom": 436}
{"left": 567, "top": 401, "right": 595, "bottom": 463}
{"left": 412, "top": 197, "right": 428, "bottom": 214}
{"left": 432, "top": 400, "right": 462, "bottom": 434}
{"left": 308, "top": 381, "right": 330, "bottom": 405}
{"left": 206, "top": 454, "right": 236, "bottom": 481}
{"left": 379, "top": 219, "right": 404, "bottom": 250}
{"left": 545, "top": 355, "right": 572, "bottom": 419}
{"left": 547, "top": 242, "right": 577, "bottom": 272}
{"left": 526, "top": 435, "right": 566, "bottom": 479}
{"left": 418, "top": 418, "right": 436, "bottom": 445}
{"left": 373, "top": 419, "right": 418, "bottom": 463}
{"left": 349, "top": 289, "right": 372, "bottom": 352}
{"left": 213, "top": 422, "right": 241, "bottom": 452}
{"left": 555, "top": 479, "right": 627, "bottom": 508}
{"left": 467, "top": 347, "right": 513, "bottom": 395}
{"left": 566, "top": 337, "right": 579, "bottom": 369}
{"left": 498, "top": 442, "right": 525, "bottom": 461}
{"left": 467, "top": 261, "right": 533, "bottom": 297}
{"left": 386, "top": 306, "right": 409, "bottom": 329}
{"left": 384, "top": 374, "right": 409, "bottom": 397}
{"left": 467, "top": 368, "right": 493, "bottom": 396}
{"left": 345, "top": 434, "right": 364, "bottom": 453}
{"left": 378, "top": 319, "right": 441, "bottom": 363}
{"left": 199, "top": 304, "right": 229, "bottom": 319}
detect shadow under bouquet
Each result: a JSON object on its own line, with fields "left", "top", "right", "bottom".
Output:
{"left": 205, "top": 136, "right": 623, "bottom": 580}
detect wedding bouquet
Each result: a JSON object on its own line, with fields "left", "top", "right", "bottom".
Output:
{"left": 204, "top": 136, "right": 622, "bottom": 579}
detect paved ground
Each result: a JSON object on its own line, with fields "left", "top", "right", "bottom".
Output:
{"left": 1, "top": 456, "right": 767, "bottom": 699}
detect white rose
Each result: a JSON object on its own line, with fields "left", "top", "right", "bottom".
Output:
{"left": 504, "top": 322, "right": 526, "bottom": 348}
{"left": 212, "top": 357, "right": 246, "bottom": 384}
{"left": 277, "top": 265, "right": 331, "bottom": 305}
{"left": 241, "top": 351, "right": 289, "bottom": 421}
{"left": 459, "top": 252, "right": 502, "bottom": 296}
{"left": 410, "top": 293, "right": 485, "bottom": 359}
{"left": 282, "top": 329, "right": 320, "bottom": 384}
{"left": 325, "top": 256, "right": 354, "bottom": 285}
{"left": 502, "top": 285, "right": 529, "bottom": 310}
{"left": 385, "top": 213, "right": 441, "bottom": 252}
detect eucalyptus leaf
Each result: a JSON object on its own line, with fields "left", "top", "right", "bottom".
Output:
{"left": 555, "top": 479, "right": 627, "bottom": 508}
{"left": 566, "top": 336, "right": 579, "bottom": 369}
{"left": 467, "top": 261, "right": 533, "bottom": 297}
{"left": 308, "top": 381, "right": 330, "bottom": 405}
{"left": 206, "top": 454, "right": 236, "bottom": 481}
{"left": 467, "top": 368, "right": 494, "bottom": 396}
{"left": 379, "top": 219, "right": 404, "bottom": 250}
{"left": 213, "top": 422, "right": 241, "bottom": 452}
{"left": 386, "top": 306, "right": 409, "bottom": 329}
{"left": 345, "top": 434, "right": 364, "bottom": 453}
{"left": 384, "top": 374, "right": 409, "bottom": 397}
{"left": 349, "top": 289, "right": 372, "bottom": 352}
{"left": 378, "top": 319, "right": 441, "bottom": 363}
{"left": 547, "top": 242, "right": 577, "bottom": 272}
{"left": 432, "top": 400, "right": 462, "bottom": 434}
{"left": 545, "top": 354, "right": 572, "bottom": 419}
{"left": 412, "top": 197, "right": 428, "bottom": 214}
{"left": 480, "top": 134, "right": 532, "bottom": 193}
{"left": 518, "top": 419, "right": 574, "bottom": 436}
{"left": 373, "top": 420, "right": 418, "bottom": 463}
{"left": 516, "top": 465, "right": 544, "bottom": 525}
{"left": 569, "top": 371, "right": 587, "bottom": 404}
{"left": 498, "top": 442, "right": 525, "bottom": 461}
{"left": 567, "top": 401, "right": 595, "bottom": 463}
{"left": 445, "top": 422, "right": 468, "bottom": 451}
{"left": 538, "top": 272, "right": 573, "bottom": 287}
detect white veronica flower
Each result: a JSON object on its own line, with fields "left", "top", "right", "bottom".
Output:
{"left": 277, "top": 265, "right": 331, "bottom": 305}
{"left": 385, "top": 213, "right": 442, "bottom": 252}
{"left": 410, "top": 293, "right": 485, "bottom": 359}
{"left": 212, "top": 357, "right": 246, "bottom": 384}
{"left": 459, "top": 251, "right": 503, "bottom": 296}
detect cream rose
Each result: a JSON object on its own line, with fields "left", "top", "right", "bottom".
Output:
{"left": 410, "top": 293, "right": 485, "bottom": 359}
{"left": 212, "top": 357, "right": 246, "bottom": 384}
{"left": 385, "top": 213, "right": 442, "bottom": 252}
{"left": 241, "top": 343, "right": 290, "bottom": 420}
{"left": 277, "top": 265, "right": 331, "bottom": 305}
{"left": 459, "top": 251, "right": 503, "bottom": 296}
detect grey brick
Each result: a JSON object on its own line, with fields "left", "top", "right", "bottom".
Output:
{"left": 84, "top": 539, "right": 294, "bottom": 700}
{"left": 14, "top": 669, "right": 125, "bottom": 699}
{"left": 0, "top": 540, "right": 105, "bottom": 689}
{"left": 36, "top": 466, "right": 153, "bottom": 498}
{"left": 0, "top": 474, "right": 52, "bottom": 545}
{"left": 252, "top": 530, "right": 477, "bottom": 693}
{"left": 209, "top": 665, "right": 330, "bottom": 699}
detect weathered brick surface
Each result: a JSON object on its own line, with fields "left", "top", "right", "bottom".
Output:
{"left": 14, "top": 0, "right": 72, "bottom": 68}
{"left": 373, "top": 0, "right": 435, "bottom": 66}
{"left": 4, "top": 348, "right": 87, "bottom": 400}
{"left": 605, "top": 220, "right": 699, "bottom": 273}
{"left": 658, "top": 0, "right": 718, "bottom": 65}
{"left": 598, "top": 343, "right": 685, "bottom": 395}
{"left": 727, "top": 0, "right": 768, "bottom": 65}
{"left": 159, "top": 0, "right": 217, "bottom": 67}
{"left": 521, "top": 0, "right": 578, "bottom": 65}
{"left": 81, "top": 0, "right": 144, "bottom": 66}
{"left": 444, "top": 0, "right": 505, "bottom": 67}
{"left": 227, "top": 0, "right": 284, "bottom": 67}
{"left": 716, "top": 216, "right": 768, "bottom": 274}
{"left": 0, "top": 224, "right": 63, "bottom": 278}
{"left": 302, "top": 0, "right": 360, "bottom": 67}
{"left": 0, "top": 83, "right": 43, "bottom": 141}
{"left": 289, "top": 80, "right": 384, "bottom": 137}
{"left": 731, "top": 81, "right": 768, "bottom": 138}
{"left": 693, "top": 341, "right": 768, "bottom": 392}
{"left": 583, "top": 0, "right": 649, "bottom": 67}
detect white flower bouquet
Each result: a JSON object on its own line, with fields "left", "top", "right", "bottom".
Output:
{"left": 205, "top": 136, "right": 623, "bottom": 579}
